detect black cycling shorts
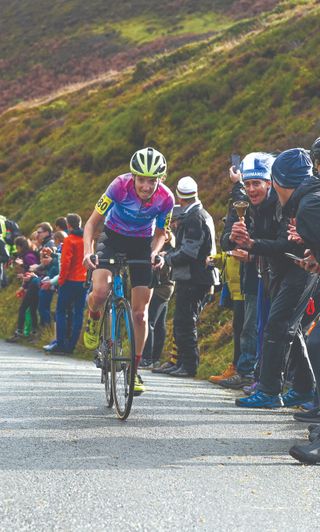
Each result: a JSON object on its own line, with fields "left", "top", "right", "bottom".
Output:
{"left": 96, "top": 228, "right": 152, "bottom": 288}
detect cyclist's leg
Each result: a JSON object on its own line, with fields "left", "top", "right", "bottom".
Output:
{"left": 131, "top": 286, "right": 153, "bottom": 369}
{"left": 88, "top": 268, "right": 112, "bottom": 312}
{"left": 84, "top": 268, "right": 112, "bottom": 350}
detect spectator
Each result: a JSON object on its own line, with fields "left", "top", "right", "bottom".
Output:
{"left": 29, "top": 223, "right": 56, "bottom": 327}
{"left": 54, "top": 217, "right": 68, "bottom": 233}
{"left": 152, "top": 205, "right": 183, "bottom": 374}
{"left": 219, "top": 162, "right": 260, "bottom": 390}
{"left": 163, "top": 176, "right": 216, "bottom": 378}
{"left": 208, "top": 251, "right": 244, "bottom": 384}
{"left": 37, "top": 248, "right": 59, "bottom": 327}
{"left": 45, "top": 213, "right": 87, "bottom": 354}
{"left": 6, "top": 236, "right": 39, "bottom": 342}
{"left": 36, "top": 222, "right": 55, "bottom": 251}
{"left": 0, "top": 216, "right": 10, "bottom": 287}
{"left": 139, "top": 229, "right": 175, "bottom": 368}
{"left": 236, "top": 148, "right": 316, "bottom": 409}
{"left": 41, "top": 231, "right": 68, "bottom": 351}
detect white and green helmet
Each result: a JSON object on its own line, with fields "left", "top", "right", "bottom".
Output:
{"left": 130, "top": 147, "right": 167, "bottom": 178}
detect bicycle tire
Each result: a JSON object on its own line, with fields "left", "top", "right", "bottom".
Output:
{"left": 99, "top": 299, "right": 113, "bottom": 408}
{"left": 111, "top": 298, "right": 135, "bottom": 420}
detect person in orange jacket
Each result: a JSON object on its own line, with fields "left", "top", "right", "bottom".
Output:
{"left": 45, "top": 213, "right": 87, "bottom": 354}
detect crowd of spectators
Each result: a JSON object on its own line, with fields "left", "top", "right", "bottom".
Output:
{"left": 1, "top": 137, "right": 320, "bottom": 464}
{"left": 5, "top": 214, "right": 87, "bottom": 355}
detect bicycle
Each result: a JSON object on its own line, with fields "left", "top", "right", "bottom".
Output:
{"left": 86, "top": 253, "right": 157, "bottom": 420}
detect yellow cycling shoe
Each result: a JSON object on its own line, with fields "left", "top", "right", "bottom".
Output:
{"left": 133, "top": 374, "right": 145, "bottom": 396}
{"left": 83, "top": 317, "right": 100, "bottom": 350}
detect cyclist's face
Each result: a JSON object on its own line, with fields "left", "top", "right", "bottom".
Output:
{"left": 134, "top": 175, "right": 159, "bottom": 200}
{"left": 243, "top": 179, "right": 270, "bottom": 205}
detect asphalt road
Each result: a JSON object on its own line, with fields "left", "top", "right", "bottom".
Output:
{"left": 0, "top": 341, "right": 319, "bottom": 532}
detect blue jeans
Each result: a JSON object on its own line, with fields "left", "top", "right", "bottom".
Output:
{"left": 56, "top": 281, "right": 87, "bottom": 351}
{"left": 237, "top": 293, "right": 257, "bottom": 376}
{"left": 38, "top": 288, "right": 54, "bottom": 326}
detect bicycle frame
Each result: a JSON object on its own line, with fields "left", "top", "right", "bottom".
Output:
{"left": 110, "top": 267, "right": 133, "bottom": 345}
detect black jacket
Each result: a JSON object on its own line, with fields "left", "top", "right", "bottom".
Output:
{"left": 220, "top": 182, "right": 258, "bottom": 296}
{"left": 221, "top": 183, "right": 303, "bottom": 296}
{"left": 165, "top": 201, "right": 215, "bottom": 285}
{"left": 285, "top": 176, "right": 320, "bottom": 263}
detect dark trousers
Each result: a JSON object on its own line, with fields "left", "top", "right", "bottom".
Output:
{"left": 237, "top": 294, "right": 258, "bottom": 375}
{"left": 232, "top": 300, "right": 244, "bottom": 366}
{"left": 56, "top": 281, "right": 87, "bottom": 351}
{"left": 306, "top": 320, "right": 320, "bottom": 402}
{"left": 258, "top": 266, "right": 317, "bottom": 395}
{"left": 17, "top": 282, "right": 39, "bottom": 332}
{"left": 174, "top": 282, "right": 210, "bottom": 376}
{"left": 38, "top": 288, "right": 54, "bottom": 326}
{"left": 142, "top": 294, "right": 168, "bottom": 364}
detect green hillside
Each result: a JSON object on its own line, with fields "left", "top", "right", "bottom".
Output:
{"left": 0, "top": 0, "right": 263, "bottom": 111}
{"left": 0, "top": 0, "right": 319, "bottom": 375}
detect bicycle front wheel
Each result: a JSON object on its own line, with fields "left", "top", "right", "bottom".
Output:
{"left": 111, "top": 298, "right": 135, "bottom": 420}
{"left": 99, "top": 299, "right": 113, "bottom": 409}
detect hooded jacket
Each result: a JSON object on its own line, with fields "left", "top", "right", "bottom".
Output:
{"left": 58, "top": 229, "right": 87, "bottom": 286}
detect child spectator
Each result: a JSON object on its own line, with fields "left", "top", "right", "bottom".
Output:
{"left": 6, "top": 236, "right": 39, "bottom": 342}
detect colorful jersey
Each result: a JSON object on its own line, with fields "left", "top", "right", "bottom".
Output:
{"left": 95, "top": 173, "right": 174, "bottom": 237}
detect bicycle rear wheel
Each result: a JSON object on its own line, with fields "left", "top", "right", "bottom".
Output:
{"left": 99, "top": 299, "right": 113, "bottom": 408}
{"left": 111, "top": 298, "right": 135, "bottom": 420}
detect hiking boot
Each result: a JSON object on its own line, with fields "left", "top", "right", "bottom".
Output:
{"left": 152, "top": 361, "right": 175, "bottom": 374}
{"left": 163, "top": 363, "right": 180, "bottom": 374}
{"left": 282, "top": 389, "right": 314, "bottom": 407}
{"left": 6, "top": 330, "right": 24, "bottom": 343}
{"left": 235, "top": 390, "right": 284, "bottom": 409}
{"left": 208, "top": 363, "right": 236, "bottom": 384}
{"left": 218, "top": 373, "right": 253, "bottom": 390}
{"left": 289, "top": 438, "right": 320, "bottom": 464}
{"left": 133, "top": 374, "right": 145, "bottom": 396}
{"left": 83, "top": 317, "right": 100, "bottom": 350}
{"left": 293, "top": 407, "right": 320, "bottom": 423}
{"left": 169, "top": 365, "right": 195, "bottom": 378}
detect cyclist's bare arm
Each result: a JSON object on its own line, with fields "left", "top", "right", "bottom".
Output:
{"left": 83, "top": 210, "right": 105, "bottom": 269}
{"left": 151, "top": 227, "right": 166, "bottom": 267}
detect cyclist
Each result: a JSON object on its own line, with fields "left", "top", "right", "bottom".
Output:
{"left": 83, "top": 147, "right": 174, "bottom": 394}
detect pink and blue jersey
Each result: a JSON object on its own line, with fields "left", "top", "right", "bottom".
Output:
{"left": 95, "top": 173, "right": 174, "bottom": 238}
